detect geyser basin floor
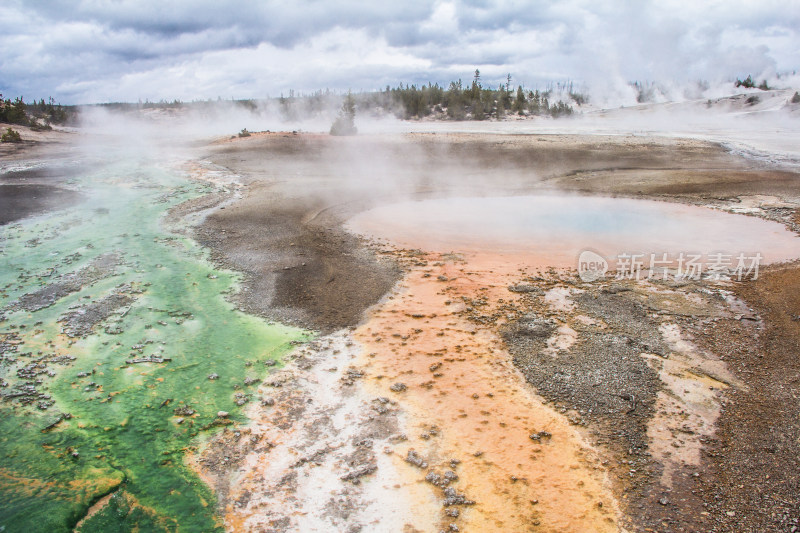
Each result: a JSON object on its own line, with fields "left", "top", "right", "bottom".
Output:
{"left": 0, "top": 156, "right": 307, "bottom": 532}
{"left": 194, "top": 131, "right": 800, "bottom": 532}
{"left": 344, "top": 193, "right": 800, "bottom": 531}
{"left": 348, "top": 194, "right": 800, "bottom": 267}
{"left": 354, "top": 253, "right": 622, "bottom": 532}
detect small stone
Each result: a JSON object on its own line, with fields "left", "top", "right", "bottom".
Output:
{"left": 173, "top": 406, "right": 195, "bottom": 416}
{"left": 208, "top": 373, "right": 219, "bottom": 380}
{"left": 405, "top": 449, "right": 427, "bottom": 469}
{"left": 390, "top": 382, "right": 407, "bottom": 392}
{"left": 507, "top": 283, "right": 542, "bottom": 294}
{"left": 659, "top": 497, "right": 669, "bottom": 506}
{"left": 217, "top": 411, "right": 229, "bottom": 418}
{"left": 442, "top": 487, "right": 475, "bottom": 506}
{"left": 529, "top": 431, "right": 552, "bottom": 441}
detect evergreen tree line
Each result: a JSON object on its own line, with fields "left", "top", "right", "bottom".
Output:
{"left": 0, "top": 94, "right": 73, "bottom": 129}
{"left": 734, "top": 75, "right": 770, "bottom": 91}
{"left": 359, "top": 70, "right": 580, "bottom": 120}
{"left": 0, "top": 72, "right": 584, "bottom": 128}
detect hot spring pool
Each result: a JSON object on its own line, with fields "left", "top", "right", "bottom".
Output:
{"left": 347, "top": 194, "right": 800, "bottom": 268}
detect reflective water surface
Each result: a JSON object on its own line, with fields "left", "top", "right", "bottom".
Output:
{"left": 348, "top": 194, "right": 800, "bottom": 267}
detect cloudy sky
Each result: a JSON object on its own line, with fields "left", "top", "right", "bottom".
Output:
{"left": 1, "top": 0, "right": 798, "bottom": 104}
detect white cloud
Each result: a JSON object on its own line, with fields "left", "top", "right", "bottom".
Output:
{"left": 1, "top": 0, "right": 797, "bottom": 104}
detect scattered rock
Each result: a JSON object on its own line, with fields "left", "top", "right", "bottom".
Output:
{"left": 340, "top": 464, "right": 378, "bottom": 483}
{"left": 341, "top": 367, "right": 365, "bottom": 386}
{"left": 42, "top": 412, "right": 72, "bottom": 432}
{"left": 529, "top": 431, "right": 552, "bottom": 442}
{"left": 508, "top": 314, "right": 556, "bottom": 338}
{"left": 405, "top": 449, "right": 428, "bottom": 469}
{"left": 443, "top": 487, "right": 475, "bottom": 507}
{"left": 425, "top": 470, "right": 459, "bottom": 487}
{"left": 125, "top": 355, "right": 171, "bottom": 364}
{"left": 508, "top": 283, "right": 543, "bottom": 295}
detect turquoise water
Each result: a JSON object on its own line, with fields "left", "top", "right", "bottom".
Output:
{"left": 0, "top": 152, "right": 309, "bottom": 531}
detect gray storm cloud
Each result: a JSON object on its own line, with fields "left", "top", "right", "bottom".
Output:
{"left": 1, "top": 0, "right": 797, "bottom": 104}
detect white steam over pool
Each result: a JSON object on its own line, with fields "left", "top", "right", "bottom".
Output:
{"left": 348, "top": 194, "right": 800, "bottom": 267}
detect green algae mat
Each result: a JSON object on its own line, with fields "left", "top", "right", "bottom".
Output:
{"left": 0, "top": 154, "right": 309, "bottom": 532}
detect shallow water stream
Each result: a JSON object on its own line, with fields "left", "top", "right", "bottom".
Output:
{"left": 0, "top": 150, "right": 307, "bottom": 531}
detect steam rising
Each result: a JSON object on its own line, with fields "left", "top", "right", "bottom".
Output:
{"left": 347, "top": 195, "right": 800, "bottom": 266}
{"left": 3, "top": 1, "right": 798, "bottom": 105}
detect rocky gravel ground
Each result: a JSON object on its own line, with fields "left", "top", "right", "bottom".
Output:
{"left": 182, "top": 131, "right": 800, "bottom": 532}
{"left": 192, "top": 331, "right": 440, "bottom": 532}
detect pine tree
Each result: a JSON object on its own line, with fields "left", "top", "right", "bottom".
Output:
{"left": 330, "top": 91, "right": 357, "bottom": 136}
{"left": 471, "top": 69, "right": 481, "bottom": 100}
{"left": 500, "top": 75, "right": 512, "bottom": 111}
{"left": 445, "top": 80, "right": 466, "bottom": 119}
{"left": 529, "top": 90, "right": 541, "bottom": 115}
{"left": 513, "top": 86, "right": 526, "bottom": 115}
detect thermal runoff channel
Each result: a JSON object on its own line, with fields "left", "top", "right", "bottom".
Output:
{"left": 0, "top": 153, "right": 308, "bottom": 532}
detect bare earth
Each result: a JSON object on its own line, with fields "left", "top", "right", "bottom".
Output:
{"left": 5, "top": 125, "right": 799, "bottom": 532}
{"left": 189, "top": 131, "right": 800, "bottom": 533}
{"left": 0, "top": 123, "right": 85, "bottom": 224}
